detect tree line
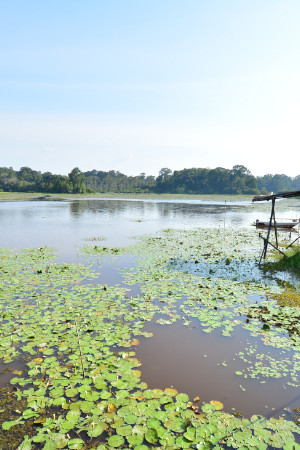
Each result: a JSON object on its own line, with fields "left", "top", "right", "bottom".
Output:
{"left": 0, "top": 165, "right": 299, "bottom": 195}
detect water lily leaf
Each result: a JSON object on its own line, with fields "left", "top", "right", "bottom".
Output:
{"left": 115, "top": 389, "right": 129, "bottom": 399}
{"left": 132, "top": 446, "right": 148, "bottom": 450}
{"left": 94, "top": 378, "right": 107, "bottom": 389}
{"left": 201, "top": 403, "right": 215, "bottom": 413}
{"left": 68, "top": 400, "right": 81, "bottom": 410}
{"left": 159, "top": 395, "right": 173, "bottom": 405}
{"left": 145, "top": 428, "right": 159, "bottom": 444}
{"left": 66, "top": 410, "right": 81, "bottom": 423}
{"left": 65, "top": 387, "right": 78, "bottom": 397}
{"left": 52, "top": 397, "right": 66, "bottom": 406}
{"left": 43, "top": 348, "right": 54, "bottom": 355}
{"left": 159, "top": 435, "right": 176, "bottom": 447}
{"left": 85, "top": 391, "right": 100, "bottom": 402}
{"left": 127, "top": 433, "right": 144, "bottom": 445}
{"left": 154, "top": 410, "right": 167, "bottom": 422}
{"left": 50, "top": 434, "right": 69, "bottom": 449}
{"left": 164, "top": 416, "right": 186, "bottom": 433}
{"left": 2, "top": 418, "right": 24, "bottom": 430}
{"left": 117, "top": 405, "right": 133, "bottom": 417}
{"left": 32, "top": 357, "right": 43, "bottom": 364}
{"left": 184, "top": 426, "right": 196, "bottom": 441}
{"left": 124, "top": 413, "right": 138, "bottom": 424}
{"left": 164, "top": 387, "right": 178, "bottom": 397}
{"left": 22, "top": 409, "right": 39, "bottom": 419}
{"left": 176, "top": 435, "right": 192, "bottom": 448}
{"left": 32, "top": 432, "right": 46, "bottom": 443}
{"left": 80, "top": 401, "right": 94, "bottom": 413}
{"left": 107, "top": 402, "right": 117, "bottom": 413}
{"left": 176, "top": 393, "right": 189, "bottom": 403}
{"left": 107, "top": 435, "right": 125, "bottom": 447}
{"left": 87, "top": 424, "right": 103, "bottom": 438}
{"left": 210, "top": 400, "right": 224, "bottom": 410}
{"left": 68, "top": 439, "right": 85, "bottom": 449}
{"left": 99, "top": 389, "right": 112, "bottom": 399}
{"left": 18, "top": 436, "right": 33, "bottom": 450}
{"left": 116, "top": 424, "right": 132, "bottom": 436}
{"left": 143, "top": 388, "right": 163, "bottom": 399}
{"left": 283, "top": 442, "right": 300, "bottom": 450}
{"left": 147, "top": 418, "right": 161, "bottom": 430}
{"left": 43, "top": 439, "right": 57, "bottom": 450}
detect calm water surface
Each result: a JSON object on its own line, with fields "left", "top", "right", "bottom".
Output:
{"left": 2, "top": 197, "right": 297, "bottom": 259}
{"left": 1, "top": 197, "right": 300, "bottom": 419}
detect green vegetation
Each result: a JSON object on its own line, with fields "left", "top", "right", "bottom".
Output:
{"left": 0, "top": 191, "right": 255, "bottom": 202}
{"left": 1, "top": 164, "right": 299, "bottom": 195}
{"left": 0, "top": 166, "right": 89, "bottom": 195}
{"left": 0, "top": 228, "right": 300, "bottom": 448}
{"left": 265, "top": 249, "right": 300, "bottom": 274}
{"left": 285, "top": 250, "right": 300, "bottom": 272}
{"left": 257, "top": 173, "right": 300, "bottom": 194}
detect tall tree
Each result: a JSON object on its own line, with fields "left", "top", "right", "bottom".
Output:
{"left": 68, "top": 167, "right": 86, "bottom": 193}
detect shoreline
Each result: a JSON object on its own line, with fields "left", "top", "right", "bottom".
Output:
{"left": 0, "top": 191, "right": 253, "bottom": 202}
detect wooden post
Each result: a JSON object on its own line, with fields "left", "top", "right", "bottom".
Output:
{"left": 273, "top": 198, "right": 278, "bottom": 248}
{"left": 286, "top": 234, "right": 300, "bottom": 249}
{"left": 262, "top": 198, "right": 275, "bottom": 260}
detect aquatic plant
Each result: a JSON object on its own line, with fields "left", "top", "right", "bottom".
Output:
{"left": 263, "top": 249, "right": 300, "bottom": 275}
{"left": 0, "top": 227, "right": 300, "bottom": 448}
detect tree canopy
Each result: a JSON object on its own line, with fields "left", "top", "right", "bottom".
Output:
{"left": 0, "top": 165, "right": 299, "bottom": 195}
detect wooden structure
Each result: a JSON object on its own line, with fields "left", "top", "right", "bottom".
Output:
{"left": 252, "top": 190, "right": 300, "bottom": 263}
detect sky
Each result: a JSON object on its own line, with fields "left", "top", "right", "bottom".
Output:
{"left": 1, "top": 0, "right": 300, "bottom": 178}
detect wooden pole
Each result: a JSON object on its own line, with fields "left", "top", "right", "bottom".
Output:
{"left": 286, "top": 234, "right": 300, "bottom": 249}
{"left": 273, "top": 198, "right": 278, "bottom": 248}
{"left": 262, "top": 198, "right": 275, "bottom": 259}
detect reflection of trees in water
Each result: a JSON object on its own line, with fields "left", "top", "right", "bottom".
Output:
{"left": 68, "top": 199, "right": 241, "bottom": 221}
{"left": 69, "top": 199, "right": 145, "bottom": 217}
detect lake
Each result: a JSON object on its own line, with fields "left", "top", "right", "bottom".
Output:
{"left": 0, "top": 196, "right": 300, "bottom": 447}
{"left": 1, "top": 196, "right": 298, "bottom": 259}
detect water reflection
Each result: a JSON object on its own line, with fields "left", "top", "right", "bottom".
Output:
{"left": 0, "top": 198, "right": 299, "bottom": 262}
{"left": 69, "top": 198, "right": 247, "bottom": 222}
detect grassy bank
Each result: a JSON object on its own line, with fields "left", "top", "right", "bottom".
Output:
{"left": 0, "top": 192, "right": 254, "bottom": 202}
{"left": 263, "top": 249, "right": 300, "bottom": 274}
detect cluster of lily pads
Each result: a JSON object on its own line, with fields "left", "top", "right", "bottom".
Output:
{"left": 118, "top": 228, "right": 299, "bottom": 348}
{"left": 0, "top": 226, "right": 299, "bottom": 448}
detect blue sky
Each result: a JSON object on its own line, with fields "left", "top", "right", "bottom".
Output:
{"left": 1, "top": 1, "right": 300, "bottom": 177}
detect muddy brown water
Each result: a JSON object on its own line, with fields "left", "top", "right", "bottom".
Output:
{"left": 134, "top": 319, "right": 300, "bottom": 419}
{"left": 0, "top": 197, "right": 300, "bottom": 420}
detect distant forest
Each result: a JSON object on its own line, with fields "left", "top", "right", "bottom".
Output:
{"left": 0, "top": 165, "right": 300, "bottom": 195}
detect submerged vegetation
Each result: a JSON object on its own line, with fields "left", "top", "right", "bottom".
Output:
{"left": 0, "top": 227, "right": 300, "bottom": 448}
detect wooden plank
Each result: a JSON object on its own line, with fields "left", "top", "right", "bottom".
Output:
{"left": 252, "top": 190, "right": 300, "bottom": 202}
